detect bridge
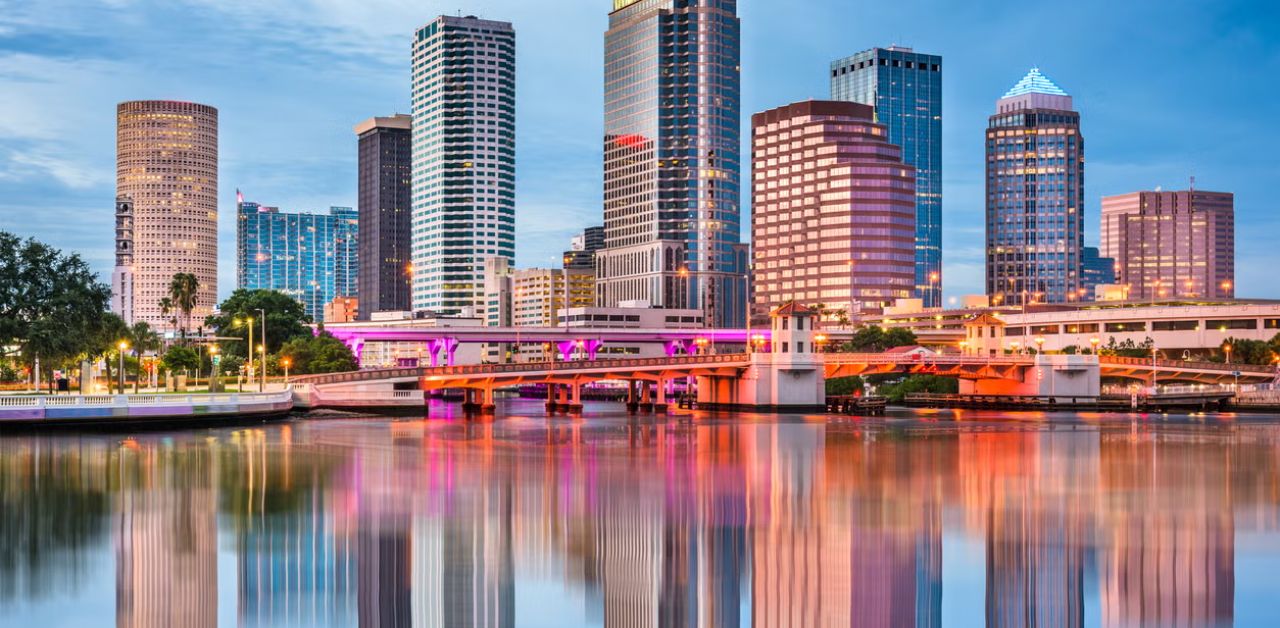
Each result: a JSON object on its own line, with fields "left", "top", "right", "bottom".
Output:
{"left": 292, "top": 350, "right": 1276, "bottom": 413}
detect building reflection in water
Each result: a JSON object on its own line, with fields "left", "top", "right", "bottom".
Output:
{"left": 0, "top": 416, "right": 1277, "bottom": 627}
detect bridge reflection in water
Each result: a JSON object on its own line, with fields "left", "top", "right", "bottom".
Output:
{"left": 0, "top": 410, "right": 1276, "bottom": 626}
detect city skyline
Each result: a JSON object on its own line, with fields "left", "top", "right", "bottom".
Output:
{"left": 0, "top": 0, "right": 1277, "bottom": 303}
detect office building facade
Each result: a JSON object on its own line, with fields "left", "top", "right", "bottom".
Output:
{"left": 564, "top": 226, "right": 605, "bottom": 270}
{"left": 1101, "top": 189, "right": 1235, "bottom": 300}
{"left": 596, "top": 0, "right": 748, "bottom": 328}
{"left": 355, "top": 114, "right": 413, "bottom": 319}
{"left": 986, "top": 68, "right": 1085, "bottom": 306}
{"left": 831, "top": 46, "right": 943, "bottom": 306}
{"left": 410, "top": 16, "right": 516, "bottom": 314}
{"left": 114, "top": 100, "right": 219, "bottom": 328}
{"left": 752, "top": 100, "right": 917, "bottom": 315}
{"left": 236, "top": 195, "right": 359, "bottom": 322}
{"left": 1081, "top": 246, "right": 1116, "bottom": 301}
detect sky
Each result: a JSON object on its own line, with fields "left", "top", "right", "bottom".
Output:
{"left": 0, "top": 0, "right": 1277, "bottom": 303}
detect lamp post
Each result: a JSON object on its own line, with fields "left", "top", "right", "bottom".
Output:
{"left": 751, "top": 333, "right": 766, "bottom": 353}
{"left": 694, "top": 337, "right": 708, "bottom": 355}
{"left": 257, "top": 344, "right": 266, "bottom": 392}
{"left": 237, "top": 315, "right": 254, "bottom": 392}
{"left": 1034, "top": 336, "right": 1046, "bottom": 355}
{"left": 208, "top": 344, "right": 219, "bottom": 391}
{"left": 814, "top": 333, "right": 828, "bottom": 353}
{"left": 1151, "top": 345, "right": 1159, "bottom": 390}
{"left": 255, "top": 308, "right": 266, "bottom": 391}
{"left": 1090, "top": 336, "right": 1101, "bottom": 355}
{"left": 281, "top": 358, "right": 291, "bottom": 384}
{"left": 1224, "top": 343, "right": 1232, "bottom": 365}
{"left": 117, "top": 340, "right": 129, "bottom": 394}
{"left": 959, "top": 340, "right": 969, "bottom": 356}
{"left": 1011, "top": 340, "right": 1022, "bottom": 355}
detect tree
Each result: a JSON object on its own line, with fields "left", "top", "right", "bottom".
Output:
{"left": 0, "top": 232, "right": 112, "bottom": 371}
{"left": 1102, "top": 336, "right": 1154, "bottom": 358}
{"left": 842, "top": 326, "right": 917, "bottom": 353}
{"left": 1223, "top": 337, "right": 1275, "bottom": 365}
{"left": 205, "top": 289, "right": 313, "bottom": 359}
{"left": 825, "top": 376, "right": 864, "bottom": 396}
{"left": 158, "top": 297, "right": 177, "bottom": 330}
{"left": 167, "top": 273, "right": 201, "bottom": 339}
{"left": 86, "top": 313, "right": 130, "bottom": 393}
{"left": 278, "top": 331, "right": 357, "bottom": 375}
{"left": 160, "top": 345, "right": 200, "bottom": 375}
{"left": 878, "top": 375, "right": 959, "bottom": 403}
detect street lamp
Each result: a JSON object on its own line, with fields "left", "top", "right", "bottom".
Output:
{"left": 1010, "top": 340, "right": 1022, "bottom": 355}
{"left": 257, "top": 344, "right": 266, "bottom": 392}
{"left": 117, "top": 340, "right": 129, "bottom": 394}
{"left": 694, "top": 337, "right": 709, "bottom": 355}
{"left": 255, "top": 308, "right": 266, "bottom": 391}
{"left": 208, "top": 344, "right": 219, "bottom": 391}
{"left": 1151, "top": 345, "right": 1159, "bottom": 390}
{"left": 236, "top": 316, "right": 254, "bottom": 392}
{"left": 281, "top": 357, "right": 291, "bottom": 384}
{"left": 959, "top": 339, "right": 970, "bottom": 356}
{"left": 1034, "top": 336, "right": 1046, "bottom": 355}
{"left": 814, "top": 333, "right": 828, "bottom": 353}
{"left": 751, "top": 333, "right": 766, "bottom": 353}
{"left": 1223, "top": 343, "right": 1233, "bottom": 365}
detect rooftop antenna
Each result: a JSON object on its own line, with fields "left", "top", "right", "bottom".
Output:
{"left": 1189, "top": 174, "right": 1196, "bottom": 193}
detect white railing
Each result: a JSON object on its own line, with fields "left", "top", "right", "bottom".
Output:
{"left": 0, "top": 389, "right": 294, "bottom": 411}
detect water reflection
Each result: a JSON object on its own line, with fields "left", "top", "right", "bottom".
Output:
{"left": 1, "top": 410, "right": 1279, "bottom": 627}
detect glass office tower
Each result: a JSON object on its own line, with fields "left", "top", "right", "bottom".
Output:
{"left": 985, "top": 68, "right": 1085, "bottom": 306}
{"left": 831, "top": 47, "right": 943, "bottom": 307}
{"left": 597, "top": 0, "right": 748, "bottom": 328}
{"left": 410, "top": 16, "right": 516, "bottom": 314}
{"left": 237, "top": 195, "right": 359, "bottom": 322}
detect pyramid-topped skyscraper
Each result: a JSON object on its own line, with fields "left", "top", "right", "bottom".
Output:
{"left": 985, "top": 68, "right": 1086, "bottom": 306}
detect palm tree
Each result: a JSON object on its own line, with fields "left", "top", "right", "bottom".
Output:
{"left": 167, "top": 273, "right": 200, "bottom": 340}
{"left": 127, "top": 322, "right": 161, "bottom": 393}
{"left": 158, "top": 297, "right": 177, "bottom": 331}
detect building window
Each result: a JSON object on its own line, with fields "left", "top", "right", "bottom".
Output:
{"left": 1151, "top": 320, "right": 1199, "bottom": 331}
{"left": 1030, "top": 325, "right": 1059, "bottom": 335}
{"left": 1207, "top": 319, "right": 1257, "bottom": 331}
{"left": 1105, "top": 322, "right": 1147, "bottom": 333}
{"left": 1064, "top": 323, "right": 1100, "bottom": 333}
{"left": 1005, "top": 327, "right": 1024, "bottom": 337}
{"left": 781, "top": 342, "right": 789, "bottom": 353}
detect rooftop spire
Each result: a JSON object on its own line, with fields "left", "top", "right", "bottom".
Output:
{"left": 1002, "top": 67, "right": 1069, "bottom": 98}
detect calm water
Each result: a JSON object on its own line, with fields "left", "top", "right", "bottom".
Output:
{"left": 2, "top": 400, "right": 1279, "bottom": 627}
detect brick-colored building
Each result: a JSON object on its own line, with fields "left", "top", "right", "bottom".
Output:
{"left": 1101, "top": 189, "right": 1235, "bottom": 300}
{"left": 751, "top": 100, "right": 916, "bottom": 315}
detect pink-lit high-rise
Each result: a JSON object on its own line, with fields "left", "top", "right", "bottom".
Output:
{"left": 751, "top": 100, "right": 916, "bottom": 315}
{"left": 1101, "top": 189, "right": 1235, "bottom": 300}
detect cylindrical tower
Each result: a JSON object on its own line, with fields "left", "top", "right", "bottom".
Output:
{"left": 116, "top": 100, "right": 219, "bottom": 329}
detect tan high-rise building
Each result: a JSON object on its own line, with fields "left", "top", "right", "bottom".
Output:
{"left": 1101, "top": 189, "right": 1235, "bottom": 300}
{"left": 115, "top": 100, "right": 219, "bottom": 328}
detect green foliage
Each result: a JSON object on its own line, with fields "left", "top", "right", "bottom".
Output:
{"left": 160, "top": 345, "right": 201, "bottom": 375}
{"left": 205, "top": 289, "right": 313, "bottom": 358}
{"left": 877, "top": 375, "right": 959, "bottom": 403}
{"left": 0, "top": 232, "right": 112, "bottom": 367}
{"left": 841, "top": 326, "right": 918, "bottom": 353}
{"left": 278, "top": 331, "right": 357, "bottom": 375}
{"left": 1221, "top": 336, "right": 1279, "bottom": 365}
{"left": 1101, "top": 336, "right": 1155, "bottom": 358}
{"left": 0, "top": 361, "right": 19, "bottom": 384}
{"left": 825, "top": 376, "right": 864, "bottom": 396}
{"left": 167, "top": 273, "right": 200, "bottom": 338}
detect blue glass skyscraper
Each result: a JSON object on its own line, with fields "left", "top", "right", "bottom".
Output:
{"left": 236, "top": 193, "right": 359, "bottom": 322}
{"left": 831, "top": 46, "right": 943, "bottom": 307}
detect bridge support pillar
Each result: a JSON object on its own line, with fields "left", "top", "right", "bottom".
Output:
{"left": 481, "top": 386, "right": 496, "bottom": 414}
{"left": 640, "top": 382, "right": 653, "bottom": 413}
{"left": 626, "top": 381, "right": 639, "bottom": 414}
{"left": 545, "top": 384, "right": 556, "bottom": 413}
{"left": 654, "top": 378, "right": 668, "bottom": 414}
{"left": 568, "top": 381, "right": 583, "bottom": 414}
{"left": 556, "top": 384, "right": 570, "bottom": 413}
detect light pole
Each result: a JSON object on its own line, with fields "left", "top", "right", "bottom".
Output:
{"left": 281, "top": 358, "right": 291, "bottom": 385}
{"left": 1151, "top": 345, "right": 1159, "bottom": 390}
{"left": 255, "top": 308, "right": 266, "bottom": 392}
{"left": 1224, "top": 343, "right": 1232, "bottom": 365}
{"left": 1034, "top": 336, "right": 1046, "bottom": 355}
{"left": 237, "top": 316, "right": 254, "bottom": 392}
{"left": 117, "top": 340, "right": 129, "bottom": 394}
{"left": 1090, "top": 336, "right": 1101, "bottom": 355}
{"left": 257, "top": 344, "right": 266, "bottom": 392}
{"left": 208, "top": 345, "right": 219, "bottom": 391}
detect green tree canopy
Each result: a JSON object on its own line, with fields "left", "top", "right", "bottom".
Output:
{"left": 205, "top": 289, "right": 312, "bottom": 358}
{"left": 167, "top": 272, "right": 200, "bottom": 339}
{"left": 0, "top": 232, "right": 112, "bottom": 368}
{"left": 160, "top": 345, "right": 201, "bottom": 375}
{"left": 278, "top": 331, "right": 357, "bottom": 375}
{"left": 842, "top": 326, "right": 918, "bottom": 353}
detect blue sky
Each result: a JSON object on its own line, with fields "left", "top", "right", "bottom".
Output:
{"left": 0, "top": 0, "right": 1276, "bottom": 302}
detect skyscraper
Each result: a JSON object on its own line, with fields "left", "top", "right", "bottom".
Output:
{"left": 236, "top": 195, "right": 359, "bottom": 322}
{"left": 831, "top": 46, "right": 943, "bottom": 306}
{"left": 751, "top": 101, "right": 916, "bottom": 314}
{"left": 596, "top": 0, "right": 748, "bottom": 328}
{"left": 114, "top": 100, "right": 218, "bottom": 328}
{"left": 410, "top": 16, "right": 516, "bottom": 314}
{"left": 355, "top": 114, "right": 413, "bottom": 319}
{"left": 986, "top": 68, "right": 1085, "bottom": 306}
{"left": 1081, "top": 246, "right": 1116, "bottom": 301}
{"left": 1101, "top": 189, "right": 1235, "bottom": 300}
{"left": 563, "top": 226, "right": 604, "bottom": 270}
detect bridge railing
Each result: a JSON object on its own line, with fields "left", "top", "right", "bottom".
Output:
{"left": 1099, "top": 355, "right": 1274, "bottom": 373}
{"left": 295, "top": 353, "right": 753, "bottom": 387}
